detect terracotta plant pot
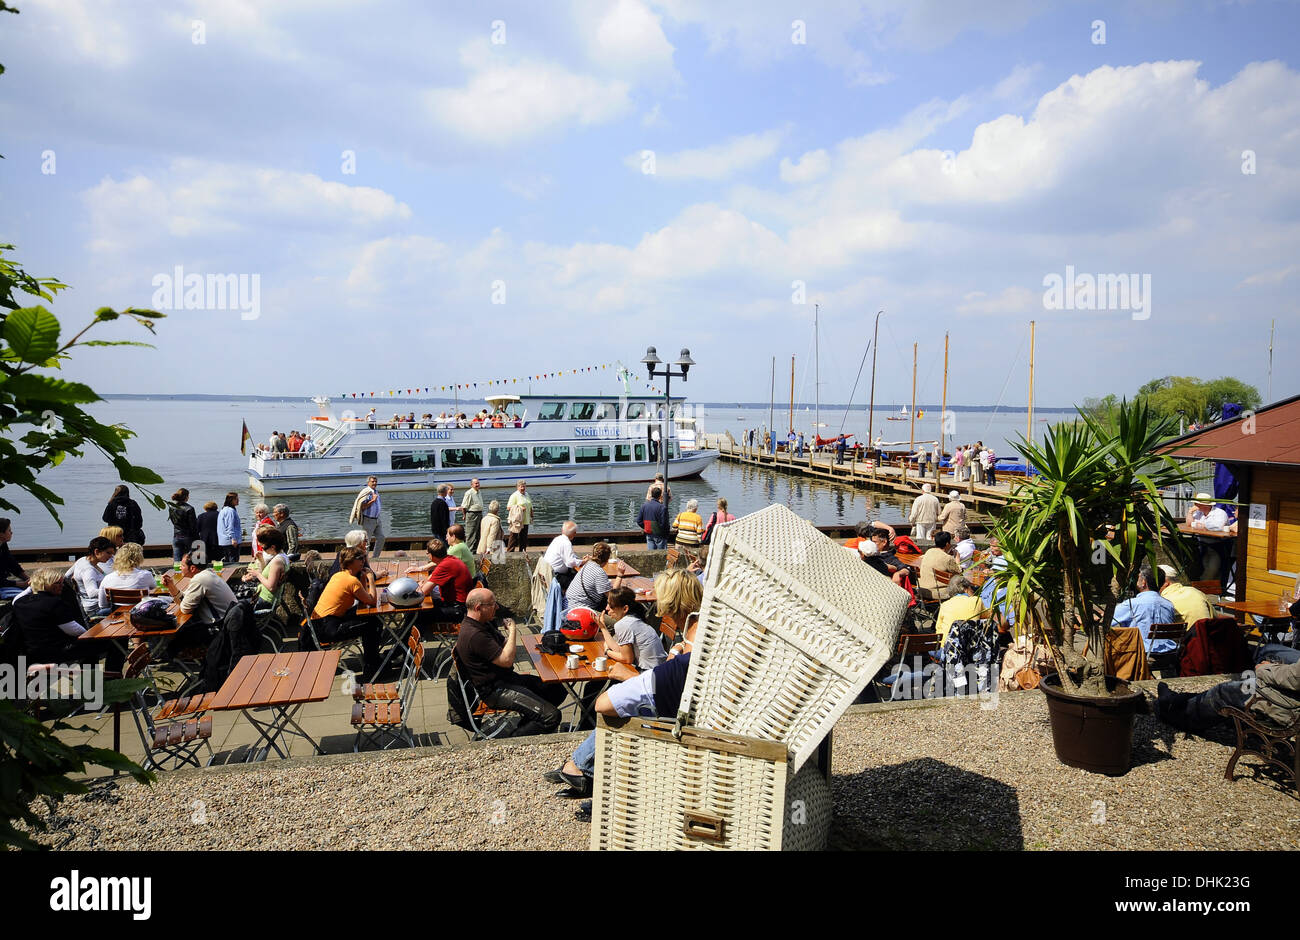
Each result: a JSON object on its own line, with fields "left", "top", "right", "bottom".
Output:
{"left": 1039, "top": 673, "right": 1144, "bottom": 776}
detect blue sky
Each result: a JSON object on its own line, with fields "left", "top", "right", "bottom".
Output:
{"left": 2, "top": 0, "right": 1298, "bottom": 409}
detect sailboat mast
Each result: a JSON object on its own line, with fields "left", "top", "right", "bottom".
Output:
{"left": 1269, "top": 317, "right": 1275, "bottom": 403}
{"left": 814, "top": 303, "right": 820, "bottom": 436}
{"left": 868, "top": 310, "right": 882, "bottom": 448}
{"left": 1027, "top": 320, "right": 1036, "bottom": 442}
{"left": 769, "top": 356, "right": 775, "bottom": 450}
{"left": 941, "top": 332, "right": 949, "bottom": 459}
{"left": 909, "top": 342, "right": 917, "bottom": 450}
{"left": 789, "top": 356, "right": 795, "bottom": 435}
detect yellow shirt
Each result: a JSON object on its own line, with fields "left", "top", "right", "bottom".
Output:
{"left": 1161, "top": 583, "right": 1213, "bottom": 626}
{"left": 935, "top": 594, "right": 986, "bottom": 644}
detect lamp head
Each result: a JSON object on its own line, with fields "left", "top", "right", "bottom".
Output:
{"left": 675, "top": 347, "right": 695, "bottom": 378}
{"left": 641, "top": 346, "right": 662, "bottom": 378}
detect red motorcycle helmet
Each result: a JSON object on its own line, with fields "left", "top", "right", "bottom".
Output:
{"left": 560, "top": 606, "right": 600, "bottom": 641}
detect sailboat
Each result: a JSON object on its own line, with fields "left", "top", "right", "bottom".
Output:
{"left": 886, "top": 405, "right": 908, "bottom": 421}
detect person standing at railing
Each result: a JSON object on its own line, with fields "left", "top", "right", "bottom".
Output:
{"left": 217, "top": 491, "right": 243, "bottom": 563}
{"left": 350, "top": 475, "right": 385, "bottom": 558}
{"left": 168, "top": 488, "right": 199, "bottom": 563}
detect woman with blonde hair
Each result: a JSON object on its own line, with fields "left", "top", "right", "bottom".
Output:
{"left": 12, "top": 566, "right": 95, "bottom": 665}
{"left": 652, "top": 567, "right": 704, "bottom": 636}
{"left": 96, "top": 542, "right": 157, "bottom": 610}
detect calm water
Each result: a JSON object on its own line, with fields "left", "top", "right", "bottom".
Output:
{"left": 3, "top": 399, "right": 1042, "bottom": 549}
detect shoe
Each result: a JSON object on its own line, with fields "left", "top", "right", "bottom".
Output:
{"left": 542, "top": 767, "right": 566, "bottom": 784}
{"left": 558, "top": 770, "right": 592, "bottom": 796}
{"left": 555, "top": 785, "right": 589, "bottom": 799}
{"left": 575, "top": 800, "right": 592, "bottom": 822}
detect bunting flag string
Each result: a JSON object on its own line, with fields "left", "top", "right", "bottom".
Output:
{"left": 337, "top": 362, "right": 677, "bottom": 400}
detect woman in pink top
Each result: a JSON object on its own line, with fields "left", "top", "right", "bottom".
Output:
{"left": 702, "top": 498, "right": 736, "bottom": 544}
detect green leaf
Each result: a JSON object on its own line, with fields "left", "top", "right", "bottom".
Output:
{"left": 0, "top": 373, "right": 99, "bottom": 404}
{"left": 110, "top": 457, "right": 164, "bottom": 485}
{"left": 1, "top": 305, "right": 60, "bottom": 363}
{"left": 79, "top": 340, "right": 154, "bottom": 349}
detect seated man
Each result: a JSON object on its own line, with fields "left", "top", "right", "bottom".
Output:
{"left": 544, "top": 521, "right": 583, "bottom": 593}
{"left": 918, "top": 531, "right": 962, "bottom": 601}
{"left": 310, "top": 546, "right": 382, "bottom": 676}
{"left": 167, "top": 550, "right": 237, "bottom": 630}
{"left": 843, "top": 521, "right": 873, "bottom": 552}
{"left": 935, "top": 575, "right": 985, "bottom": 644}
{"left": 546, "top": 613, "right": 698, "bottom": 809}
{"left": 1156, "top": 564, "right": 1214, "bottom": 625}
{"left": 328, "top": 530, "right": 373, "bottom": 576}
{"left": 411, "top": 538, "right": 472, "bottom": 622}
{"left": 979, "top": 556, "right": 1015, "bottom": 629}
{"left": 1155, "top": 644, "right": 1300, "bottom": 732}
{"left": 454, "top": 588, "right": 566, "bottom": 737}
{"left": 1112, "top": 565, "right": 1177, "bottom": 654}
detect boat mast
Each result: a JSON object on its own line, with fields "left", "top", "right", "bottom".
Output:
{"left": 789, "top": 355, "right": 795, "bottom": 435}
{"left": 769, "top": 357, "right": 775, "bottom": 449}
{"left": 1027, "top": 319, "right": 1036, "bottom": 442}
{"left": 814, "top": 303, "right": 820, "bottom": 435}
{"left": 867, "top": 310, "right": 882, "bottom": 448}
{"left": 1269, "top": 317, "right": 1275, "bottom": 403}
{"left": 941, "top": 331, "right": 949, "bottom": 459}
{"left": 909, "top": 342, "right": 917, "bottom": 451}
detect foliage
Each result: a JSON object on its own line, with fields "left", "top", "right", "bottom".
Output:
{"left": 991, "top": 398, "right": 1190, "bottom": 696}
{"left": 0, "top": 681, "right": 155, "bottom": 850}
{"left": 1064, "top": 374, "right": 1262, "bottom": 433}
{"left": 0, "top": 244, "right": 167, "bottom": 524}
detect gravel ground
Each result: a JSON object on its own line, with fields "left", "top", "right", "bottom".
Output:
{"left": 28, "top": 679, "right": 1300, "bottom": 851}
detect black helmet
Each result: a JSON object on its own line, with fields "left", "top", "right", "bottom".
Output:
{"left": 129, "top": 597, "right": 177, "bottom": 631}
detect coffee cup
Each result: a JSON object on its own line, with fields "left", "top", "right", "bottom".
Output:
{"left": 566, "top": 654, "right": 580, "bottom": 669}
{"left": 593, "top": 656, "right": 608, "bottom": 672}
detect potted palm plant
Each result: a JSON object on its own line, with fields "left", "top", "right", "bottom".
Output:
{"left": 992, "top": 398, "right": 1190, "bottom": 774}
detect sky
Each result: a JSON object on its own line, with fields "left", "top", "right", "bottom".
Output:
{"left": 2, "top": 0, "right": 1298, "bottom": 410}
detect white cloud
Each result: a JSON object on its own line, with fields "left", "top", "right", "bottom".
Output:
{"left": 1239, "top": 264, "right": 1300, "bottom": 286}
{"left": 425, "top": 42, "right": 633, "bottom": 145}
{"left": 627, "top": 128, "right": 785, "bottom": 180}
{"left": 579, "top": 0, "right": 677, "bottom": 80}
{"left": 955, "top": 286, "right": 1038, "bottom": 315}
{"left": 780, "top": 149, "right": 830, "bottom": 183}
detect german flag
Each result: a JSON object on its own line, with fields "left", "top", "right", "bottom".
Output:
{"left": 240, "top": 420, "right": 252, "bottom": 455}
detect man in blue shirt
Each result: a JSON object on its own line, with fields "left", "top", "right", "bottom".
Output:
{"left": 980, "top": 557, "right": 1015, "bottom": 628}
{"left": 1112, "top": 565, "right": 1177, "bottom": 654}
{"left": 636, "top": 488, "right": 669, "bottom": 550}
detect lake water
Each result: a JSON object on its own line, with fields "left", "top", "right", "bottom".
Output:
{"left": 4, "top": 398, "right": 1057, "bottom": 549}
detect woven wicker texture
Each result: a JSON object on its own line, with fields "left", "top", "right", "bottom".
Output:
{"left": 681, "top": 504, "right": 909, "bottom": 770}
{"left": 591, "top": 719, "right": 831, "bottom": 851}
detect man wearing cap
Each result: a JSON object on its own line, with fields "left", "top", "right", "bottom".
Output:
{"left": 1157, "top": 565, "right": 1214, "bottom": 626}
{"left": 1185, "top": 493, "right": 1235, "bottom": 582}
{"left": 1185, "top": 494, "right": 1230, "bottom": 532}
{"left": 908, "top": 484, "right": 941, "bottom": 541}
{"left": 936, "top": 490, "right": 967, "bottom": 536}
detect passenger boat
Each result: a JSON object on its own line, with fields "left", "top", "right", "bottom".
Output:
{"left": 247, "top": 394, "right": 718, "bottom": 496}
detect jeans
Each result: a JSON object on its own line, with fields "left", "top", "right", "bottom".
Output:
{"left": 0, "top": 585, "right": 22, "bottom": 600}
{"left": 222, "top": 544, "right": 240, "bottom": 564}
{"left": 645, "top": 535, "right": 667, "bottom": 550}
{"left": 172, "top": 538, "right": 193, "bottom": 562}
{"left": 1174, "top": 644, "right": 1298, "bottom": 731}
{"left": 574, "top": 730, "right": 598, "bottom": 777}
{"left": 361, "top": 516, "right": 384, "bottom": 558}
{"left": 483, "top": 674, "right": 566, "bottom": 737}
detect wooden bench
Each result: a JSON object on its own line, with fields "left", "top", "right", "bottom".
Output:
{"left": 1218, "top": 706, "right": 1299, "bottom": 794}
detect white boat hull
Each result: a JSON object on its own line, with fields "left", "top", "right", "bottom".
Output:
{"left": 248, "top": 451, "right": 720, "bottom": 497}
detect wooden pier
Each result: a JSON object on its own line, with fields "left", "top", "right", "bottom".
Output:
{"left": 707, "top": 436, "right": 1016, "bottom": 510}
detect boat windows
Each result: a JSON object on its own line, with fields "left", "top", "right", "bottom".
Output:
{"left": 625, "top": 402, "right": 646, "bottom": 420}
{"left": 391, "top": 450, "right": 436, "bottom": 471}
{"left": 667, "top": 442, "right": 679, "bottom": 459}
{"left": 489, "top": 446, "right": 529, "bottom": 467}
{"left": 536, "top": 402, "right": 567, "bottom": 421}
{"left": 593, "top": 402, "right": 619, "bottom": 421}
{"left": 361, "top": 451, "right": 378, "bottom": 465}
{"left": 635, "top": 443, "right": 646, "bottom": 461}
{"left": 615, "top": 444, "right": 632, "bottom": 462}
{"left": 441, "top": 447, "right": 483, "bottom": 468}
{"left": 574, "top": 445, "right": 610, "bottom": 464}
{"left": 570, "top": 402, "right": 597, "bottom": 421}
{"left": 533, "top": 445, "right": 571, "bottom": 465}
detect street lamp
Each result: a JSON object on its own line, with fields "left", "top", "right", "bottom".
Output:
{"left": 642, "top": 346, "right": 694, "bottom": 506}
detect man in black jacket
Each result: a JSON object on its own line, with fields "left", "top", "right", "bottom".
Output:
{"left": 430, "top": 483, "right": 451, "bottom": 542}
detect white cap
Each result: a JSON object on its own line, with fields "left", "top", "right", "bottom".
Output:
{"left": 858, "top": 540, "right": 879, "bottom": 556}
{"left": 949, "top": 490, "right": 960, "bottom": 500}
{"left": 1157, "top": 564, "right": 1178, "bottom": 582}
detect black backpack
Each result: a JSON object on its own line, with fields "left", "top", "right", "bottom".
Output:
{"left": 199, "top": 599, "right": 260, "bottom": 692}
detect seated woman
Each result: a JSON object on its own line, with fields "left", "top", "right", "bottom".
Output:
{"left": 96, "top": 543, "right": 157, "bottom": 611}
{"left": 0, "top": 517, "right": 30, "bottom": 600}
{"left": 12, "top": 567, "right": 99, "bottom": 666}
{"left": 67, "top": 536, "right": 115, "bottom": 618}
{"left": 599, "top": 586, "right": 666, "bottom": 673}
{"left": 308, "top": 545, "right": 382, "bottom": 676}
{"left": 243, "top": 525, "right": 291, "bottom": 613}
{"left": 566, "top": 542, "right": 621, "bottom": 612}
{"left": 96, "top": 526, "right": 125, "bottom": 572}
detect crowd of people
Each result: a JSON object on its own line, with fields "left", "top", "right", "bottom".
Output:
{"left": 361, "top": 408, "right": 523, "bottom": 429}
{"left": 255, "top": 430, "right": 317, "bottom": 459}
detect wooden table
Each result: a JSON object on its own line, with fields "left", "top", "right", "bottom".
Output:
{"left": 356, "top": 593, "right": 445, "bottom": 679}
{"left": 80, "top": 604, "right": 188, "bottom": 658}
{"left": 521, "top": 634, "right": 608, "bottom": 730}
{"left": 895, "top": 551, "right": 923, "bottom": 570}
{"left": 604, "top": 559, "right": 641, "bottom": 578}
{"left": 625, "top": 576, "right": 657, "bottom": 604}
{"left": 209, "top": 651, "right": 341, "bottom": 761}
{"left": 1215, "top": 598, "right": 1293, "bottom": 619}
